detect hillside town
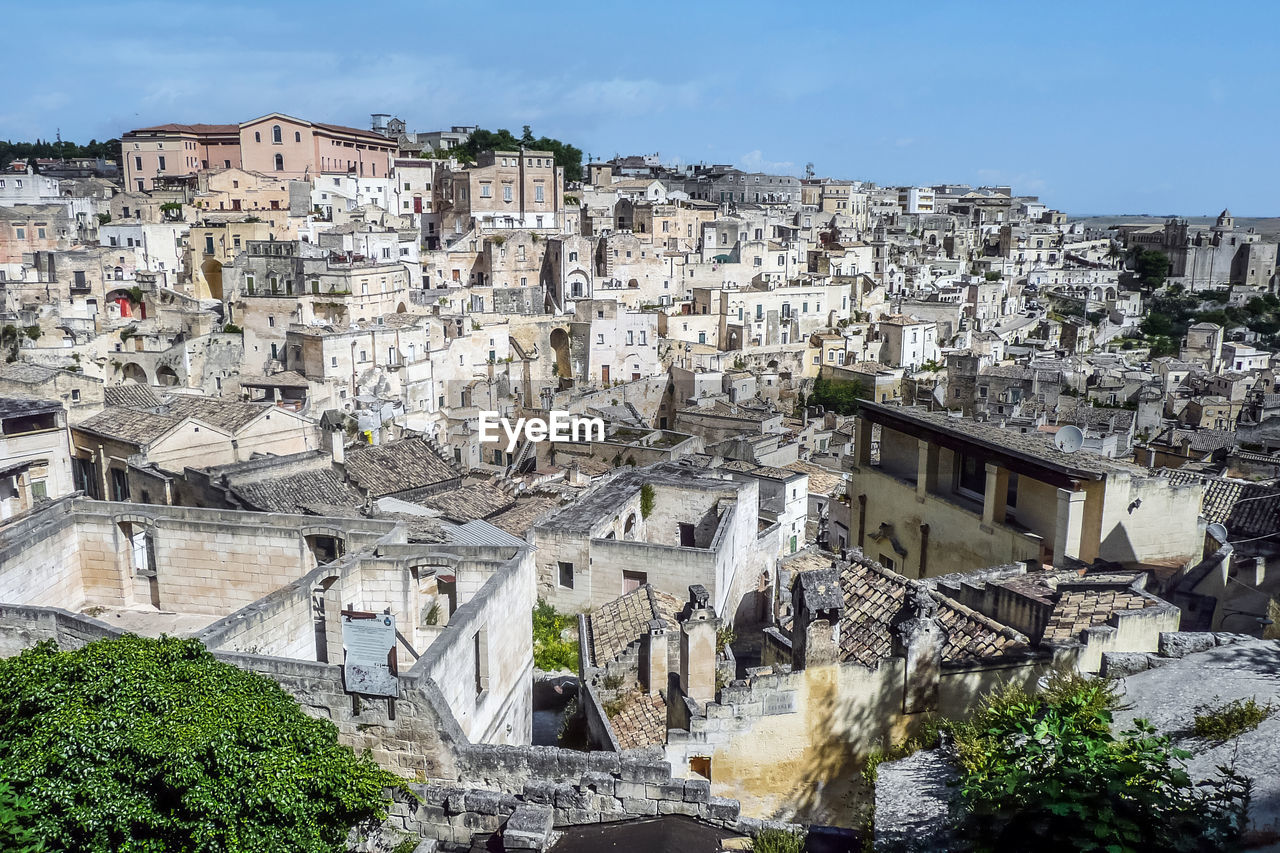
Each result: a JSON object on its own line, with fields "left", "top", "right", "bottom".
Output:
{"left": 1, "top": 113, "right": 1279, "bottom": 852}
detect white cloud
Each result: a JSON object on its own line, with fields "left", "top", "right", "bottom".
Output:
{"left": 738, "top": 150, "right": 797, "bottom": 174}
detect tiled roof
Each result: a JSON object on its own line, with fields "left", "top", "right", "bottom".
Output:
{"left": 1041, "top": 587, "right": 1162, "bottom": 643}
{"left": 785, "top": 460, "right": 844, "bottom": 496}
{"left": 417, "top": 481, "right": 515, "bottom": 522}
{"left": 237, "top": 371, "right": 309, "bottom": 388}
{"left": 128, "top": 123, "right": 238, "bottom": 135}
{"left": 1153, "top": 427, "right": 1236, "bottom": 453}
{"left": 1052, "top": 402, "right": 1135, "bottom": 432}
{"left": 344, "top": 438, "right": 459, "bottom": 497}
{"left": 486, "top": 493, "right": 563, "bottom": 538}
{"left": 1158, "top": 470, "right": 1280, "bottom": 538}
{"left": 583, "top": 585, "right": 683, "bottom": 668}
{"left": 159, "top": 396, "right": 267, "bottom": 433}
{"left": 609, "top": 691, "right": 668, "bottom": 751}
{"left": 75, "top": 407, "right": 180, "bottom": 445}
{"left": 103, "top": 385, "right": 160, "bottom": 408}
{"left": 231, "top": 469, "right": 362, "bottom": 514}
{"left": 835, "top": 554, "right": 1029, "bottom": 666}
{"left": 0, "top": 363, "right": 59, "bottom": 384}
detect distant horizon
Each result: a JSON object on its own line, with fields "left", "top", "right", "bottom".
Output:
{"left": 4, "top": 0, "right": 1278, "bottom": 216}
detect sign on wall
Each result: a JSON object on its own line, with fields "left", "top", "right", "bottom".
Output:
{"left": 342, "top": 610, "right": 399, "bottom": 697}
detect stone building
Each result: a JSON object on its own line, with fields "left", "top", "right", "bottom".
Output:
{"left": 834, "top": 402, "right": 1206, "bottom": 575}
{"left": 530, "top": 462, "right": 779, "bottom": 625}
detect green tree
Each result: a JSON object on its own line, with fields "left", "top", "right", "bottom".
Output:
{"left": 0, "top": 635, "right": 401, "bottom": 853}
{"left": 437, "top": 127, "right": 583, "bottom": 182}
{"left": 951, "top": 674, "right": 1251, "bottom": 853}
{"left": 1132, "top": 248, "right": 1170, "bottom": 289}
{"left": 809, "top": 376, "right": 865, "bottom": 415}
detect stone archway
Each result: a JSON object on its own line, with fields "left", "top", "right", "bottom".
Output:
{"left": 549, "top": 327, "right": 570, "bottom": 378}
{"left": 156, "top": 365, "right": 179, "bottom": 387}
{"left": 121, "top": 363, "right": 149, "bottom": 385}
{"left": 199, "top": 259, "right": 224, "bottom": 301}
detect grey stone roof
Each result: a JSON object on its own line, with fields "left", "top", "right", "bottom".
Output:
{"left": 417, "top": 481, "right": 515, "bottom": 522}
{"left": 75, "top": 406, "right": 181, "bottom": 445}
{"left": 860, "top": 402, "right": 1121, "bottom": 477}
{"left": 1158, "top": 469, "right": 1280, "bottom": 538}
{"left": 103, "top": 385, "right": 160, "bottom": 408}
{"left": 583, "top": 584, "right": 683, "bottom": 668}
{"left": 0, "top": 396, "right": 62, "bottom": 418}
{"left": 344, "top": 438, "right": 459, "bottom": 497}
{"left": 231, "top": 469, "right": 362, "bottom": 514}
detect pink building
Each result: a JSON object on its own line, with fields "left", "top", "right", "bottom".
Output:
{"left": 123, "top": 114, "right": 396, "bottom": 191}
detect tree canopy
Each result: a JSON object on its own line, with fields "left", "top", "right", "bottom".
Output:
{"left": 0, "top": 138, "right": 121, "bottom": 167}
{"left": 1131, "top": 248, "right": 1170, "bottom": 290}
{"left": 0, "top": 635, "right": 402, "bottom": 853}
{"left": 428, "top": 126, "right": 582, "bottom": 182}
{"left": 808, "top": 375, "right": 865, "bottom": 415}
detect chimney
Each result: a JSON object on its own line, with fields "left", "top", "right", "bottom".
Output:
{"left": 642, "top": 618, "right": 669, "bottom": 696}
{"left": 329, "top": 427, "right": 345, "bottom": 465}
{"left": 679, "top": 585, "right": 718, "bottom": 703}
{"left": 791, "top": 567, "right": 843, "bottom": 670}
{"left": 892, "top": 583, "right": 945, "bottom": 715}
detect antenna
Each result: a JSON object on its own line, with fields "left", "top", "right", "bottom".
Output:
{"left": 1054, "top": 425, "right": 1084, "bottom": 454}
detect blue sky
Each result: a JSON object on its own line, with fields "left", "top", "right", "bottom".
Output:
{"left": 5, "top": 0, "right": 1277, "bottom": 216}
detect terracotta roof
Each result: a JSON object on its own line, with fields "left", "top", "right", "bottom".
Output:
{"left": 834, "top": 554, "right": 1029, "bottom": 666}
{"left": 127, "top": 123, "right": 238, "bottom": 135}
{"left": 609, "top": 691, "right": 668, "bottom": 751}
{"left": 583, "top": 584, "right": 683, "bottom": 668}
{"left": 785, "top": 460, "right": 844, "bottom": 496}
{"left": 1041, "top": 587, "right": 1162, "bottom": 643}
{"left": 344, "top": 438, "right": 459, "bottom": 497}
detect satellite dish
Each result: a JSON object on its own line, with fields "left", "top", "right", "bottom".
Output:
{"left": 1054, "top": 425, "right": 1084, "bottom": 454}
{"left": 1206, "top": 523, "right": 1229, "bottom": 544}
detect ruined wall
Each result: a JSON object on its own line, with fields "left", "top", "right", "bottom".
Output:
{"left": 664, "top": 652, "right": 1055, "bottom": 824}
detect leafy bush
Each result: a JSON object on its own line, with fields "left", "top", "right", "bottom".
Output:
{"left": 0, "top": 780, "right": 42, "bottom": 853}
{"left": 532, "top": 600, "right": 578, "bottom": 672}
{"left": 752, "top": 828, "right": 803, "bottom": 853}
{"left": 222, "top": 323, "right": 243, "bottom": 334}
{"left": 950, "top": 672, "right": 1252, "bottom": 852}
{"left": 1193, "top": 696, "right": 1274, "bottom": 742}
{"left": 0, "top": 635, "right": 402, "bottom": 853}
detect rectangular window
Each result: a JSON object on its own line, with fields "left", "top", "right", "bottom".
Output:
{"left": 535, "top": 185, "right": 545, "bottom": 203}
{"left": 480, "top": 183, "right": 492, "bottom": 198}
{"left": 558, "top": 561, "right": 574, "bottom": 589}
{"left": 503, "top": 186, "right": 513, "bottom": 202}
{"left": 473, "top": 629, "right": 489, "bottom": 696}
{"left": 622, "top": 570, "right": 647, "bottom": 593}
{"left": 157, "top": 156, "right": 165, "bottom": 170}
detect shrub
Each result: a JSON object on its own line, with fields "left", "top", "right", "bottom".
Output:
{"left": 950, "top": 672, "right": 1252, "bottom": 852}
{"left": 532, "top": 599, "right": 578, "bottom": 672}
{"left": 0, "top": 635, "right": 403, "bottom": 853}
{"left": 1194, "top": 696, "right": 1274, "bottom": 742}
{"left": 639, "top": 483, "right": 655, "bottom": 519}
{"left": 752, "top": 828, "right": 803, "bottom": 853}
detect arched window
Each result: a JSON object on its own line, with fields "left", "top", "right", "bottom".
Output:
{"left": 272, "top": 124, "right": 282, "bottom": 144}
{"left": 254, "top": 131, "right": 261, "bottom": 143}
{"left": 294, "top": 131, "right": 301, "bottom": 143}
{"left": 274, "top": 153, "right": 283, "bottom": 171}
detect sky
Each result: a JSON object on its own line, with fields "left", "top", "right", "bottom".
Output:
{"left": 4, "top": 0, "right": 1278, "bottom": 216}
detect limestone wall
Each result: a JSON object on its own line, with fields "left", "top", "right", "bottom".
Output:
{"left": 665, "top": 652, "right": 1055, "bottom": 824}
{"left": 0, "top": 506, "right": 86, "bottom": 608}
